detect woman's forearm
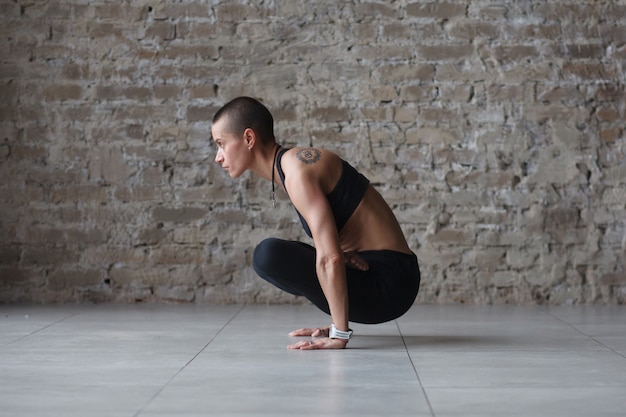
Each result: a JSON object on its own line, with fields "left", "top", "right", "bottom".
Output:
{"left": 316, "top": 253, "right": 349, "bottom": 331}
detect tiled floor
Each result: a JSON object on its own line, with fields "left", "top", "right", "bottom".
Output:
{"left": 1, "top": 304, "right": 625, "bottom": 417}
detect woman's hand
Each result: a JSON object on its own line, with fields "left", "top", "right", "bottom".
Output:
{"left": 344, "top": 251, "right": 369, "bottom": 271}
{"left": 288, "top": 326, "right": 329, "bottom": 337}
{"left": 288, "top": 326, "right": 348, "bottom": 349}
{"left": 287, "top": 337, "right": 348, "bottom": 350}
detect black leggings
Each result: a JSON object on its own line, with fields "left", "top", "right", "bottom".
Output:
{"left": 253, "top": 238, "right": 420, "bottom": 324}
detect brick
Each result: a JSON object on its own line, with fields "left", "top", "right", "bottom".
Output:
{"left": 546, "top": 208, "right": 580, "bottom": 228}
{"left": 122, "top": 87, "right": 152, "bottom": 100}
{"left": 533, "top": 3, "right": 589, "bottom": 21}
{"left": 475, "top": 5, "right": 508, "bottom": 19}
{"left": 376, "top": 63, "right": 435, "bottom": 83}
{"left": 486, "top": 84, "right": 527, "bottom": 102}
{"left": 402, "top": 84, "right": 434, "bottom": 101}
{"left": 417, "top": 44, "right": 473, "bottom": 61}
{"left": 153, "top": 84, "right": 181, "bottom": 100}
{"left": 393, "top": 106, "right": 418, "bottom": 123}
{"left": 0, "top": 246, "right": 20, "bottom": 266}
{"left": 94, "top": 4, "right": 141, "bottom": 20}
{"left": 81, "top": 247, "right": 148, "bottom": 265}
{"left": 509, "top": 24, "right": 560, "bottom": 39}
{"left": 470, "top": 249, "right": 506, "bottom": 269}
{"left": 562, "top": 62, "right": 616, "bottom": 81}
{"left": 446, "top": 21, "right": 499, "bottom": 40}
{"left": 371, "top": 86, "right": 398, "bottom": 102}
{"left": 600, "top": 24, "right": 626, "bottom": 44}
{"left": 355, "top": 2, "right": 400, "bottom": 20}
{"left": 352, "top": 44, "right": 415, "bottom": 62}
{"left": 22, "top": 228, "right": 107, "bottom": 244}
{"left": 36, "top": 207, "right": 82, "bottom": 224}
{"left": 137, "top": 228, "right": 168, "bottom": 246}
{"left": 0, "top": 268, "right": 28, "bottom": 287}
{"left": 44, "top": 85, "right": 83, "bottom": 101}
{"left": 189, "top": 85, "right": 218, "bottom": 100}
{"left": 114, "top": 186, "right": 166, "bottom": 202}
{"left": 0, "top": 82, "right": 17, "bottom": 104}
{"left": 21, "top": 247, "right": 81, "bottom": 267}
{"left": 46, "top": 3, "right": 89, "bottom": 19}
{"left": 596, "top": 85, "right": 625, "bottom": 101}
{"left": 358, "top": 106, "right": 389, "bottom": 121}
{"left": 0, "top": 106, "right": 17, "bottom": 121}
{"left": 49, "top": 186, "right": 108, "bottom": 204}
{"left": 536, "top": 86, "right": 585, "bottom": 107}
{"left": 187, "top": 105, "right": 214, "bottom": 123}
{"left": 407, "top": 2, "right": 467, "bottom": 19}
{"left": 406, "top": 127, "right": 461, "bottom": 145}
{"left": 506, "top": 249, "right": 539, "bottom": 269}
{"left": 149, "top": 3, "right": 210, "bottom": 20}
{"left": 439, "top": 83, "right": 476, "bottom": 102}
{"left": 151, "top": 246, "right": 205, "bottom": 265}
{"left": 493, "top": 45, "right": 538, "bottom": 65}
{"left": 61, "top": 63, "right": 89, "bottom": 80}
{"left": 215, "top": 209, "right": 248, "bottom": 224}
{"left": 153, "top": 206, "right": 208, "bottom": 223}
{"left": 311, "top": 106, "right": 350, "bottom": 123}
{"left": 88, "top": 147, "right": 133, "bottom": 183}
{"left": 594, "top": 107, "right": 620, "bottom": 122}
{"left": 94, "top": 86, "right": 152, "bottom": 101}
{"left": 599, "top": 128, "right": 621, "bottom": 142}
{"left": 427, "top": 229, "right": 475, "bottom": 245}
{"left": 600, "top": 273, "right": 626, "bottom": 286}
{"left": 418, "top": 107, "right": 458, "bottom": 124}
{"left": 215, "top": 4, "right": 259, "bottom": 21}
{"left": 0, "top": 186, "right": 43, "bottom": 205}
{"left": 9, "top": 145, "right": 47, "bottom": 163}
{"left": 48, "top": 269, "right": 103, "bottom": 291}
{"left": 565, "top": 44, "right": 605, "bottom": 59}
{"left": 0, "top": 2, "right": 19, "bottom": 18}
{"left": 155, "top": 286, "right": 195, "bottom": 302}
{"left": 145, "top": 21, "right": 177, "bottom": 40}
{"left": 109, "top": 266, "right": 195, "bottom": 287}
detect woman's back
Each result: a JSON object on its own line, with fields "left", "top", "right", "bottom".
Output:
{"left": 280, "top": 148, "right": 411, "bottom": 255}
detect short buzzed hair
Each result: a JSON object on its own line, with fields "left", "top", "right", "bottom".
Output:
{"left": 212, "top": 97, "right": 275, "bottom": 143}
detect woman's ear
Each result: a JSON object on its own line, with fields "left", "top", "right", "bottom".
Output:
{"left": 243, "top": 128, "right": 257, "bottom": 150}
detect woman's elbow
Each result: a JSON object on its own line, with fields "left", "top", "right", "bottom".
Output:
{"left": 317, "top": 253, "right": 344, "bottom": 276}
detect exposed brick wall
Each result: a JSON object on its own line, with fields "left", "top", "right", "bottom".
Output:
{"left": 1, "top": 1, "right": 624, "bottom": 304}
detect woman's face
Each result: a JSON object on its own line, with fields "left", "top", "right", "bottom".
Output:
{"left": 212, "top": 118, "right": 249, "bottom": 178}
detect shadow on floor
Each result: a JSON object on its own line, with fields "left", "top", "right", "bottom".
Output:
{"left": 351, "top": 334, "right": 507, "bottom": 350}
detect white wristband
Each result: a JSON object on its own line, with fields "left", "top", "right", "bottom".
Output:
{"left": 329, "top": 324, "right": 353, "bottom": 340}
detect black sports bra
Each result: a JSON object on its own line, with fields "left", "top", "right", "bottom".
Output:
{"left": 276, "top": 148, "right": 370, "bottom": 238}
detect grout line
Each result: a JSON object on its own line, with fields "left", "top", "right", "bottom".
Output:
{"left": 396, "top": 320, "right": 437, "bottom": 417}
{"left": 547, "top": 311, "right": 626, "bottom": 360}
{"left": 132, "top": 304, "right": 247, "bottom": 417}
{"left": 0, "top": 312, "right": 80, "bottom": 349}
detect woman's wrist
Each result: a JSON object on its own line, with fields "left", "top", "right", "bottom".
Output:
{"left": 329, "top": 324, "right": 353, "bottom": 341}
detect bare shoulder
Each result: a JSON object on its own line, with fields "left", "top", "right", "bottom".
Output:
{"left": 294, "top": 148, "right": 323, "bottom": 165}
{"left": 284, "top": 147, "right": 340, "bottom": 169}
{"left": 282, "top": 148, "right": 342, "bottom": 192}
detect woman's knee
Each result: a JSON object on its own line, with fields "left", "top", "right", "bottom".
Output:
{"left": 252, "top": 238, "right": 283, "bottom": 275}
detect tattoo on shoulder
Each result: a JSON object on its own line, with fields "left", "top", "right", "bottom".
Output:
{"left": 295, "top": 148, "right": 321, "bottom": 165}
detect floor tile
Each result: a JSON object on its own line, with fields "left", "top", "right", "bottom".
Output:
{"left": 427, "top": 387, "right": 626, "bottom": 417}
{"left": 410, "top": 350, "right": 626, "bottom": 388}
{"left": 398, "top": 304, "right": 606, "bottom": 351}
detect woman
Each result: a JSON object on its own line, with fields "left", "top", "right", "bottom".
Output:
{"left": 212, "top": 97, "right": 420, "bottom": 350}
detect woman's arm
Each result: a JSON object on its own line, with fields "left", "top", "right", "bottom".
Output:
{"left": 283, "top": 156, "right": 351, "bottom": 349}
